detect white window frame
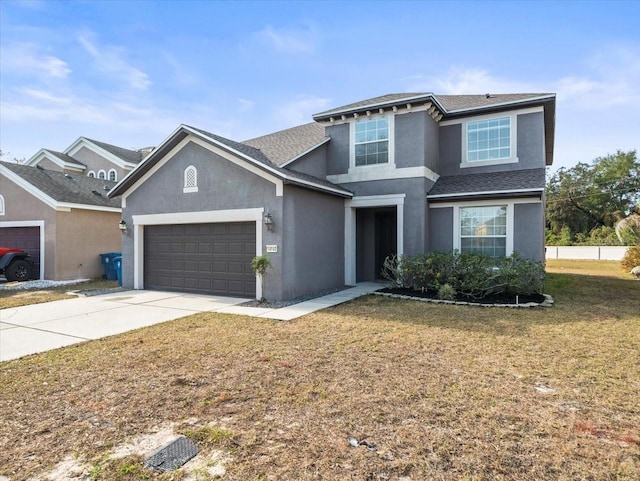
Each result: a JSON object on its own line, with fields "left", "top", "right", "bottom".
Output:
{"left": 183, "top": 165, "right": 198, "bottom": 193}
{"left": 349, "top": 113, "right": 395, "bottom": 173}
{"left": 97, "top": 169, "right": 107, "bottom": 180}
{"left": 451, "top": 200, "right": 514, "bottom": 256}
{"left": 0, "top": 194, "right": 4, "bottom": 216}
{"left": 459, "top": 205, "right": 508, "bottom": 258}
{"left": 108, "top": 169, "right": 117, "bottom": 182}
{"left": 87, "top": 170, "right": 96, "bottom": 178}
{"left": 460, "top": 112, "right": 518, "bottom": 168}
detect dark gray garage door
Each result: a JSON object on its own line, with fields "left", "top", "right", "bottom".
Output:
{"left": 144, "top": 222, "right": 256, "bottom": 297}
{"left": 0, "top": 226, "right": 41, "bottom": 279}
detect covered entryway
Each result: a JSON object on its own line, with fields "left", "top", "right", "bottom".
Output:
{"left": 0, "top": 226, "right": 41, "bottom": 279}
{"left": 356, "top": 207, "right": 397, "bottom": 281}
{"left": 144, "top": 222, "right": 256, "bottom": 297}
{"left": 345, "top": 194, "right": 405, "bottom": 285}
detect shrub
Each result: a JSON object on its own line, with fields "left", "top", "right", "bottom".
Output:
{"left": 437, "top": 283, "right": 456, "bottom": 300}
{"left": 621, "top": 244, "right": 640, "bottom": 272}
{"left": 382, "top": 251, "right": 545, "bottom": 298}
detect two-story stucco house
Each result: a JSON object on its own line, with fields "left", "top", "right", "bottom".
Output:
{"left": 109, "top": 92, "right": 555, "bottom": 301}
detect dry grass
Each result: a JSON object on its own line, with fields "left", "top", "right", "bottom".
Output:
{"left": 0, "top": 278, "right": 119, "bottom": 309}
{"left": 0, "top": 262, "right": 639, "bottom": 480}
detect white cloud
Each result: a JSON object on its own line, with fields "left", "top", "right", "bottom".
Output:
{"left": 408, "top": 67, "right": 535, "bottom": 95}
{"left": 275, "top": 95, "right": 331, "bottom": 126}
{"left": 257, "top": 25, "right": 317, "bottom": 54}
{"left": 77, "top": 32, "right": 151, "bottom": 90}
{"left": 237, "top": 98, "right": 254, "bottom": 113}
{"left": 0, "top": 42, "right": 71, "bottom": 78}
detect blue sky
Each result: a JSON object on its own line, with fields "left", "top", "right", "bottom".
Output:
{"left": 1, "top": 0, "right": 638, "bottom": 170}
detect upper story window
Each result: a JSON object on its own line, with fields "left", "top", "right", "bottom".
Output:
{"left": 183, "top": 165, "right": 198, "bottom": 193}
{"left": 460, "top": 205, "right": 507, "bottom": 258}
{"left": 458, "top": 112, "right": 519, "bottom": 168}
{"left": 97, "top": 169, "right": 106, "bottom": 180}
{"left": 108, "top": 169, "right": 117, "bottom": 182}
{"left": 354, "top": 117, "right": 389, "bottom": 166}
{"left": 88, "top": 171, "right": 96, "bottom": 178}
{"left": 0, "top": 194, "right": 5, "bottom": 216}
{"left": 467, "top": 117, "right": 511, "bottom": 162}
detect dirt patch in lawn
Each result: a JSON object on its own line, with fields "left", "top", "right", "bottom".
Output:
{"left": 1, "top": 265, "right": 639, "bottom": 480}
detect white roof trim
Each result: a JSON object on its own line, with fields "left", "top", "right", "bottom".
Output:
{"left": 427, "top": 188, "right": 544, "bottom": 199}
{"left": 280, "top": 137, "right": 331, "bottom": 168}
{"left": 65, "top": 137, "right": 138, "bottom": 170}
{"left": 25, "top": 149, "right": 85, "bottom": 172}
{"left": 0, "top": 164, "right": 122, "bottom": 213}
{"left": 314, "top": 93, "right": 441, "bottom": 119}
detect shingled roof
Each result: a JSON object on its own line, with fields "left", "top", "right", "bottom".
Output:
{"left": 44, "top": 150, "right": 86, "bottom": 167}
{"left": 109, "top": 125, "right": 352, "bottom": 198}
{"left": 427, "top": 168, "right": 546, "bottom": 199}
{"left": 313, "top": 92, "right": 555, "bottom": 120}
{"left": 244, "top": 122, "right": 327, "bottom": 166}
{"left": 84, "top": 138, "right": 144, "bottom": 164}
{"left": 1, "top": 161, "right": 121, "bottom": 209}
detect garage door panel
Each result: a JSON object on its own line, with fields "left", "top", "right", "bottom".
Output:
{"left": 145, "top": 222, "right": 256, "bottom": 297}
{"left": 0, "top": 226, "right": 41, "bottom": 279}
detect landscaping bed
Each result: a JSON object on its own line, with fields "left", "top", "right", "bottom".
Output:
{"left": 378, "top": 286, "right": 548, "bottom": 306}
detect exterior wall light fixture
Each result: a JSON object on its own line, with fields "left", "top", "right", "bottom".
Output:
{"left": 264, "top": 211, "right": 274, "bottom": 232}
{"left": 119, "top": 220, "right": 127, "bottom": 232}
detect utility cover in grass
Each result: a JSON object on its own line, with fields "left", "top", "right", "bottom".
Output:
{"left": 144, "top": 436, "right": 199, "bottom": 472}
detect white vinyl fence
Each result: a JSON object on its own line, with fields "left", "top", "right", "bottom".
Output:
{"left": 545, "top": 246, "right": 630, "bottom": 261}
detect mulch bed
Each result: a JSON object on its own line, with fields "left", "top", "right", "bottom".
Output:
{"left": 380, "top": 287, "right": 546, "bottom": 305}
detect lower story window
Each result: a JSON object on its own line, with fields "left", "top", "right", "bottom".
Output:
{"left": 460, "top": 205, "right": 507, "bottom": 257}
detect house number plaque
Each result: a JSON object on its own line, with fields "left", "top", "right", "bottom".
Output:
{"left": 266, "top": 245, "right": 278, "bottom": 253}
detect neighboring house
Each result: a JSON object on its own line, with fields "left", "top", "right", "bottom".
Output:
{"left": 109, "top": 92, "right": 555, "bottom": 301}
{"left": 25, "top": 137, "right": 152, "bottom": 182}
{"left": 0, "top": 137, "right": 152, "bottom": 280}
{"left": 0, "top": 162, "right": 122, "bottom": 280}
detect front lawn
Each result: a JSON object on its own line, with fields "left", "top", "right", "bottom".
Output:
{"left": 0, "top": 260, "right": 638, "bottom": 480}
{"left": 0, "top": 278, "right": 119, "bottom": 309}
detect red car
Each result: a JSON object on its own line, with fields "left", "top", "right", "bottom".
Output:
{"left": 0, "top": 247, "right": 34, "bottom": 282}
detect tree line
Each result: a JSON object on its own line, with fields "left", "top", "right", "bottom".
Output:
{"left": 546, "top": 149, "right": 639, "bottom": 246}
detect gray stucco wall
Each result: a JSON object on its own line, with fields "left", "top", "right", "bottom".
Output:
{"left": 325, "top": 124, "right": 349, "bottom": 175}
{"left": 395, "top": 111, "right": 439, "bottom": 170}
{"left": 428, "top": 206, "right": 454, "bottom": 252}
{"left": 514, "top": 203, "right": 544, "bottom": 262}
{"left": 281, "top": 185, "right": 344, "bottom": 299}
{"left": 121, "top": 141, "right": 284, "bottom": 299}
{"left": 287, "top": 143, "right": 328, "bottom": 179}
{"left": 437, "top": 111, "right": 545, "bottom": 176}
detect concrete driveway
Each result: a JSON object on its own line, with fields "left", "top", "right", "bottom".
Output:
{"left": 0, "top": 283, "right": 382, "bottom": 363}
{"left": 0, "top": 290, "right": 247, "bottom": 362}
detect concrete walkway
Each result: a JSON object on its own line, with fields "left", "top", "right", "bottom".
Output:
{"left": 0, "top": 283, "right": 380, "bottom": 362}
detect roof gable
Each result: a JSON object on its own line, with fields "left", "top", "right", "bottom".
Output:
{"left": 25, "top": 149, "right": 86, "bottom": 171}
{"left": 64, "top": 137, "right": 143, "bottom": 169}
{"left": 0, "top": 161, "right": 121, "bottom": 211}
{"left": 109, "top": 125, "right": 351, "bottom": 199}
